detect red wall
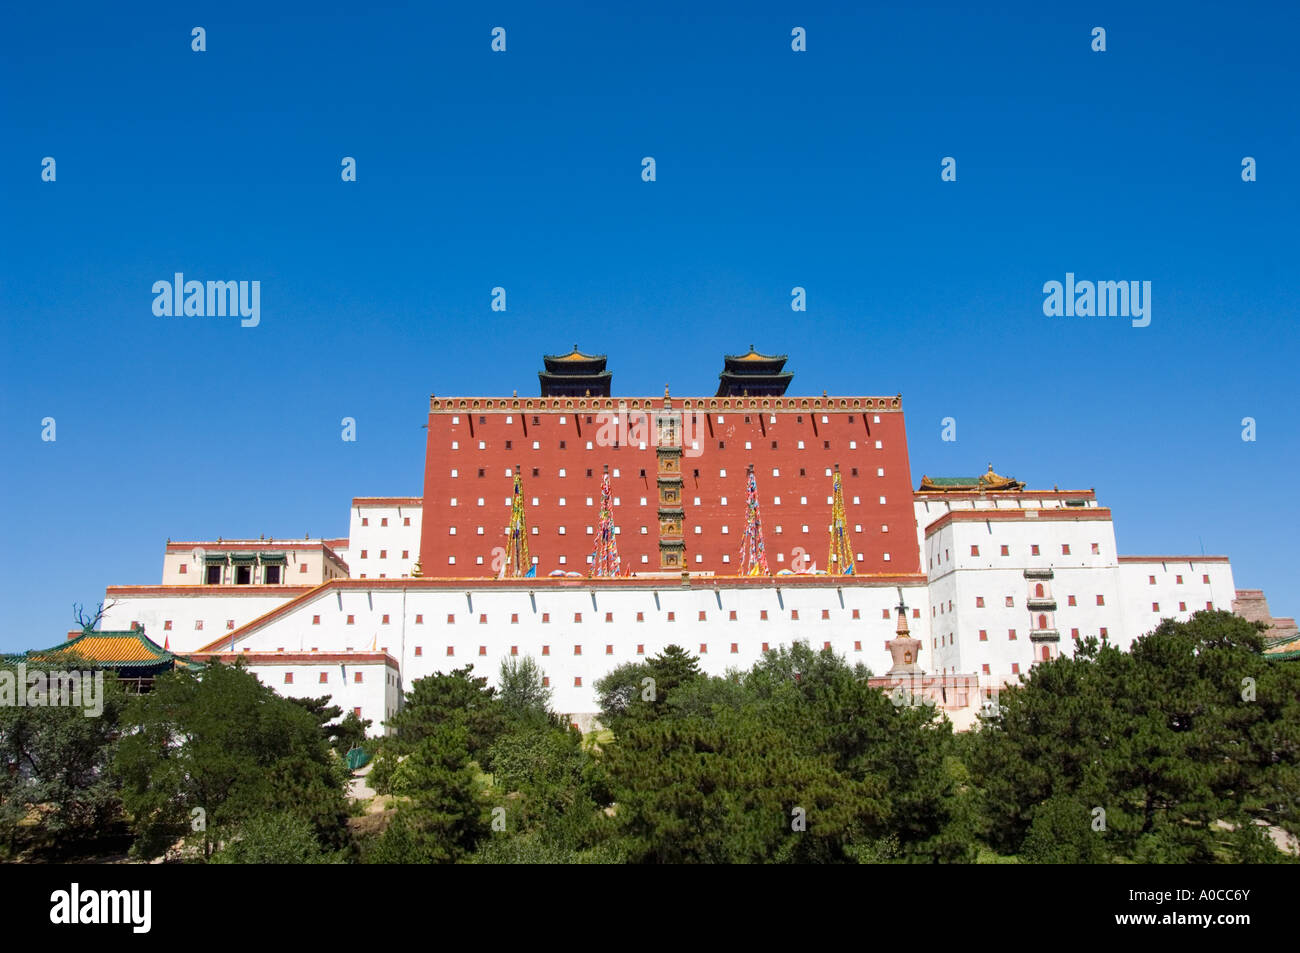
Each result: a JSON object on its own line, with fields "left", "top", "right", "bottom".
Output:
{"left": 418, "top": 397, "right": 919, "bottom": 578}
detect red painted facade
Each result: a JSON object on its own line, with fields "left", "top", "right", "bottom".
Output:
{"left": 418, "top": 394, "right": 920, "bottom": 578}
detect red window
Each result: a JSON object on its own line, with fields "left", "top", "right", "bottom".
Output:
{"left": 730, "top": 610, "right": 738, "bottom": 621}
{"left": 446, "top": 646, "right": 454, "bottom": 656}
{"left": 381, "top": 518, "right": 388, "bottom": 527}
{"left": 346, "top": 614, "right": 355, "bottom": 625}
{"left": 1008, "top": 629, "right": 1017, "bottom": 640}
{"left": 882, "top": 609, "right": 890, "bottom": 620}
{"left": 1000, "top": 545, "right": 1009, "bottom": 556}
{"left": 379, "top": 550, "right": 387, "bottom": 559}
{"left": 284, "top": 672, "right": 293, "bottom": 684}
{"left": 1034, "top": 583, "right": 1045, "bottom": 598}
{"left": 731, "top": 643, "right": 739, "bottom": 654}
{"left": 319, "top": 672, "right": 328, "bottom": 683}
{"left": 790, "top": 610, "right": 799, "bottom": 621}
{"left": 1031, "top": 544, "right": 1040, "bottom": 555}
{"left": 401, "top": 550, "right": 409, "bottom": 559}
{"left": 1152, "top": 602, "right": 1160, "bottom": 612}
{"left": 542, "top": 613, "right": 550, "bottom": 623}
{"left": 606, "top": 644, "right": 614, "bottom": 655}
{"left": 179, "top": 563, "right": 188, "bottom": 575}
{"left": 479, "top": 614, "right": 487, "bottom": 624}
{"left": 913, "top": 609, "right": 920, "bottom": 619}
{"left": 981, "top": 664, "right": 990, "bottom": 675}
{"left": 300, "top": 564, "right": 308, "bottom": 573}
{"left": 574, "top": 645, "right": 582, "bottom": 655}
{"left": 1179, "top": 602, "right": 1186, "bottom": 611}
{"left": 699, "top": 644, "right": 708, "bottom": 654}
{"left": 1096, "top": 595, "right": 1105, "bottom": 606}
{"left": 761, "top": 642, "right": 770, "bottom": 652}
{"left": 164, "top": 620, "right": 173, "bottom": 630}
{"left": 511, "top": 613, "right": 519, "bottom": 624}
{"left": 414, "top": 646, "right": 423, "bottom": 656}
{"left": 666, "top": 612, "right": 675, "bottom": 622}
{"left": 822, "top": 641, "right": 831, "bottom": 650}
{"left": 851, "top": 609, "right": 860, "bottom": 620}
{"left": 510, "top": 645, "right": 518, "bottom": 656}
{"left": 1041, "top": 646, "right": 1051, "bottom": 661}
{"left": 1071, "top": 628, "right": 1079, "bottom": 639}
{"left": 636, "top": 644, "right": 645, "bottom": 655}
{"left": 971, "top": 545, "right": 980, "bottom": 556}
{"left": 415, "top": 614, "right": 423, "bottom": 624}
{"left": 354, "top": 707, "right": 362, "bottom": 717}
{"left": 1099, "top": 627, "right": 1108, "bottom": 638}
{"left": 312, "top": 614, "right": 321, "bottom": 625}
{"left": 1011, "top": 663, "right": 1020, "bottom": 674}
{"left": 195, "top": 620, "right": 204, "bottom": 630}
{"left": 447, "top": 614, "right": 455, "bottom": 624}
{"left": 382, "top": 614, "right": 390, "bottom": 624}
{"left": 541, "top": 645, "right": 549, "bottom": 656}
{"left": 1149, "top": 575, "right": 1156, "bottom": 585}
{"left": 354, "top": 672, "right": 363, "bottom": 683}
{"left": 1202, "top": 574, "right": 1210, "bottom": 584}
{"left": 541, "top": 677, "right": 550, "bottom": 687}
{"left": 1206, "top": 602, "right": 1213, "bottom": 610}
{"left": 479, "top": 646, "right": 487, "bottom": 655}
{"left": 699, "top": 610, "right": 708, "bottom": 621}
{"left": 1005, "top": 597, "right": 1014, "bottom": 607}
{"left": 978, "top": 629, "right": 987, "bottom": 641}
{"left": 821, "top": 609, "right": 830, "bottom": 620}
{"left": 636, "top": 612, "right": 644, "bottom": 622}
{"left": 574, "top": 613, "right": 582, "bottom": 623}
{"left": 226, "top": 620, "right": 234, "bottom": 630}
{"left": 1067, "top": 595, "right": 1077, "bottom": 606}
{"left": 605, "top": 612, "right": 614, "bottom": 622}
{"left": 360, "top": 550, "right": 368, "bottom": 559}
{"left": 1038, "top": 613, "right": 1048, "bottom": 629}
{"left": 976, "top": 597, "right": 985, "bottom": 608}
{"left": 1091, "top": 543, "right": 1100, "bottom": 554}
{"left": 1062, "top": 544, "right": 1071, "bottom": 555}
{"left": 361, "top": 518, "right": 369, "bottom": 526}
{"left": 404, "top": 517, "right": 411, "bottom": 526}
{"left": 853, "top": 640, "right": 861, "bottom": 652}
{"left": 1175, "top": 575, "right": 1183, "bottom": 584}
{"left": 573, "top": 677, "right": 582, "bottom": 687}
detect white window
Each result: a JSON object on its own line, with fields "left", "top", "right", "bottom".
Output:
{"left": 879, "top": 496, "right": 887, "bottom": 504}
{"left": 801, "top": 496, "right": 808, "bottom": 505}
{"left": 614, "top": 527, "right": 621, "bottom": 534}
{"left": 451, "top": 441, "right": 459, "bottom": 450}
{"left": 798, "top": 441, "right": 805, "bottom": 449}
{"left": 853, "top": 496, "right": 860, "bottom": 505}
{"left": 849, "top": 441, "right": 857, "bottom": 449}
{"left": 802, "top": 525, "right": 809, "bottom": 533}
{"left": 769, "top": 415, "right": 776, "bottom": 424}
{"left": 691, "top": 441, "right": 699, "bottom": 450}
{"left": 613, "top": 497, "right": 621, "bottom": 506}
{"left": 586, "top": 441, "right": 594, "bottom": 450}
{"left": 586, "top": 497, "right": 593, "bottom": 506}
{"left": 504, "top": 497, "right": 511, "bottom": 505}
{"left": 448, "top": 556, "right": 456, "bottom": 564}
{"left": 745, "top": 441, "right": 752, "bottom": 450}
{"left": 506, "top": 416, "right": 513, "bottom": 424}
{"left": 479, "top": 441, "right": 486, "bottom": 450}
{"left": 873, "top": 415, "right": 880, "bottom": 423}
{"left": 504, "top": 468, "right": 512, "bottom": 477}
{"left": 717, "top": 415, "right": 725, "bottom": 423}
{"left": 775, "top": 525, "right": 783, "bottom": 534}
{"left": 874, "top": 441, "right": 882, "bottom": 449}
{"left": 530, "top": 527, "right": 538, "bottom": 535}
{"left": 476, "top": 526, "right": 484, "bottom": 535}
{"left": 856, "top": 553, "right": 864, "bottom": 562}
{"left": 450, "top": 498, "right": 458, "bottom": 507}
{"left": 559, "top": 526, "right": 566, "bottom": 535}
{"left": 774, "top": 496, "right": 781, "bottom": 504}
{"left": 640, "top": 555, "right": 649, "bottom": 563}
{"left": 694, "top": 526, "right": 702, "bottom": 534}
{"left": 881, "top": 524, "right": 888, "bottom": 532}
{"left": 821, "top": 415, "right": 828, "bottom": 423}
{"left": 639, "top": 441, "right": 647, "bottom": 451}
{"left": 452, "top": 416, "right": 460, "bottom": 424}
{"left": 532, "top": 441, "right": 540, "bottom": 450}
{"left": 531, "top": 497, "right": 539, "bottom": 506}
{"left": 476, "top": 556, "right": 484, "bottom": 565}
{"left": 693, "top": 496, "right": 701, "bottom": 506}
{"left": 559, "top": 555, "right": 567, "bottom": 564}
{"left": 722, "top": 554, "right": 731, "bottom": 563}
{"left": 826, "top": 496, "right": 833, "bottom": 505}
{"left": 695, "top": 554, "right": 703, "bottom": 563}
{"left": 854, "top": 524, "right": 863, "bottom": 532}
{"left": 450, "top": 468, "right": 459, "bottom": 477}
{"left": 777, "top": 553, "right": 785, "bottom": 563}
{"left": 720, "top": 468, "right": 727, "bottom": 477}
{"left": 586, "top": 526, "right": 594, "bottom": 535}
{"left": 449, "top": 527, "right": 457, "bottom": 535}
{"left": 721, "top": 525, "right": 730, "bottom": 534}
{"left": 877, "top": 468, "right": 884, "bottom": 477}
{"left": 640, "top": 526, "right": 648, "bottom": 534}
{"left": 559, "top": 497, "right": 567, "bottom": 506}
{"left": 883, "top": 553, "right": 891, "bottom": 561}
{"left": 559, "top": 416, "right": 566, "bottom": 424}
{"left": 613, "top": 468, "right": 621, "bottom": 477}
{"left": 720, "top": 496, "right": 727, "bottom": 505}
{"left": 772, "top": 468, "right": 780, "bottom": 477}
{"left": 559, "top": 468, "right": 566, "bottom": 477}
{"left": 477, "top": 497, "right": 485, "bottom": 506}
{"left": 639, "top": 496, "right": 647, "bottom": 506}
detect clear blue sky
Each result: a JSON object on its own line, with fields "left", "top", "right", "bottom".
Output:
{"left": 1, "top": 1, "right": 1296, "bottom": 650}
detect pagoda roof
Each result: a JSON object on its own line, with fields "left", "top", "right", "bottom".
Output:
{"left": 540, "top": 346, "right": 613, "bottom": 396}
{"left": 542, "top": 346, "right": 608, "bottom": 372}
{"left": 715, "top": 346, "right": 794, "bottom": 397}
{"left": 9, "top": 628, "right": 200, "bottom": 674}
{"left": 918, "top": 465, "right": 1026, "bottom": 493}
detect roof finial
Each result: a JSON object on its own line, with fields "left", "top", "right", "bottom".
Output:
{"left": 664, "top": 382, "right": 670, "bottom": 398}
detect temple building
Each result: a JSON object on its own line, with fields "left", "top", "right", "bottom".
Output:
{"left": 58, "top": 349, "right": 1288, "bottom": 732}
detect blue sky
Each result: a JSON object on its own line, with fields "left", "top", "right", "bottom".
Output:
{"left": 1, "top": 1, "right": 1296, "bottom": 650}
